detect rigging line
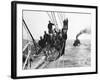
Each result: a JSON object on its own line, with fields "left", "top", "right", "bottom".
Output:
{"left": 62, "top": 13, "right": 66, "bottom": 20}
{"left": 23, "top": 19, "right": 38, "bottom": 54}
{"left": 50, "top": 12, "right": 55, "bottom": 23}
{"left": 59, "top": 13, "right": 62, "bottom": 25}
{"left": 51, "top": 11, "right": 58, "bottom": 29}
{"left": 51, "top": 11, "right": 55, "bottom": 24}
{"left": 61, "top": 13, "right": 63, "bottom": 20}
{"left": 47, "top": 12, "right": 52, "bottom": 21}
{"left": 59, "top": 13, "right": 63, "bottom": 27}
{"left": 63, "top": 13, "right": 66, "bottom": 20}
{"left": 23, "top": 22, "right": 31, "bottom": 41}
{"left": 23, "top": 19, "right": 40, "bottom": 48}
{"left": 54, "top": 12, "right": 58, "bottom": 28}
{"left": 51, "top": 12, "right": 58, "bottom": 28}
{"left": 61, "top": 13, "right": 64, "bottom": 20}
{"left": 23, "top": 49, "right": 31, "bottom": 69}
{"left": 23, "top": 19, "right": 35, "bottom": 43}
{"left": 47, "top": 12, "right": 53, "bottom": 22}
{"left": 53, "top": 12, "right": 59, "bottom": 28}
{"left": 57, "top": 13, "right": 63, "bottom": 27}
{"left": 49, "top": 12, "right": 54, "bottom": 23}
{"left": 60, "top": 13, "right": 63, "bottom": 21}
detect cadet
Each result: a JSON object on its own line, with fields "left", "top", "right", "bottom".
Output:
{"left": 38, "top": 36, "right": 46, "bottom": 48}
{"left": 48, "top": 21, "right": 54, "bottom": 34}
{"left": 43, "top": 31, "right": 51, "bottom": 45}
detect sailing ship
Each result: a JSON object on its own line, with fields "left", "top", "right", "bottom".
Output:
{"left": 22, "top": 12, "right": 68, "bottom": 69}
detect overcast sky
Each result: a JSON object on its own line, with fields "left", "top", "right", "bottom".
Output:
{"left": 23, "top": 10, "right": 91, "bottom": 40}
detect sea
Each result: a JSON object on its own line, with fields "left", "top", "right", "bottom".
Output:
{"left": 22, "top": 39, "right": 91, "bottom": 69}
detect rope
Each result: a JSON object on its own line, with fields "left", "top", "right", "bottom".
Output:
{"left": 59, "top": 13, "right": 63, "bottom": 22}
{"left": 47, "top": 12, "right": 53, "bottom": 23}
{"left": 22, "top": 18, "right": 40, "bottom": 69}
{"left": 23, "top": 49, "right": 31, "bottom": 69}
{"left": 57, "top": 13, "right": 63, "bottom": 27}
{"left": 23, "top": 19, "right": 39, "bottom": 53}
{"left": 51, "top": 12, "right": 56, "bottom": 24}
{"left": 53, "top": 12, "right": 59, "bottom": 28}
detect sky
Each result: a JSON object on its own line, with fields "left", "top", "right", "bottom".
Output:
{"left": 23, "top": 10, "right": 91, "bottom": 40}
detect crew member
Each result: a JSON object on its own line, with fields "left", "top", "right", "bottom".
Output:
{"left": 48, "top": 21, "right": 55, "bottom": 34}
{"left": 62, "top": 29, "right": 67, "bottom": 40}
{"left": 38, "top": 36, "right": 46, "bottom": 48}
